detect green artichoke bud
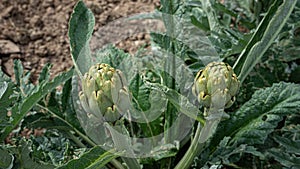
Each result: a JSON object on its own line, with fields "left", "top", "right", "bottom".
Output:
{"left": 79, "top": 63, "right": 131, "bottom": 122}
{"left": 192, "top": 62, "right": 240, "bottom": 110}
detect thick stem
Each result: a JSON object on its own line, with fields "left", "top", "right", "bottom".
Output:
{"left": 110, "top": 159, "right": 125, "bottom": 169}
{"left": 174, "top": 115, "right": 222, "bottom": 169}
{"left": 174, "top": 122, "right": 203, "bottom": 169}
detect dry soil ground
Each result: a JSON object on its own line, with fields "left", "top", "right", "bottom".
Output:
{"left": 0, "top": 0, "right": 159, "bottom": 81}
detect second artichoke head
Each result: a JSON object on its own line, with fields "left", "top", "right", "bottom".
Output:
{"left": 192, "top": 62, "right": 240, "bottom": 110}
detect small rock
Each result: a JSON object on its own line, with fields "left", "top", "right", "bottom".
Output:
{"left": 30, "top": 31, "right": 43, "bottom": 40}
{"left": 3, "top": 58, "right": 14, "bottom": 76}
{"left": 0, "top": 40, "right": 20, "bottom": 54}
{"left": 0, "top": 6, "right": 13, "bottom": 19}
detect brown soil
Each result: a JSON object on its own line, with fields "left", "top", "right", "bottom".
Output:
{"left": 0, "top": 0, "right": 160, "bottom": 82}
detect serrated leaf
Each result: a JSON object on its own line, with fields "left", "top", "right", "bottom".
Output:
{"left": 30, "top": 132, "right": 73, "bottom": 166}
{"left": 94, "top": 45, "right": 130, "bottom": 69}
{"left": 14, "top": 59, "right": 23, "bottom": 86}
{"left": 38, "top": 63, "right": 52, "bottom": 84}
{"left": 15, "top": 139, "right": 54, "bottom": 169}
{"left": 268, "top": 149, "right": 300, "bottom": 168}
{"left": 68, "top": 0, "right": 95, "bottom": 75}
{"left": 130, "top": 73, "right": 155, "bottom": 111}
{"left": 210, "top": 82, "right": 300, "bottom": 149}
{"left": 128, "top": 71, "right": 166, "bottom": 136}
{"left": 57, "top": 146, "right": 118, "bottom": 169}
{"left": 207, "top": 137, "right": 265, "bottom": 166}
{"left": 273, "top": 135, "right": 300, "bottom": 154}
{"left": 266, "top": 126, "right": 300, "bottom": 168}
{"left": 233, "top": 0, "right": 297, "bottom": 83}
{"left": 0, "top": 69, "right": 74, "bottom": 141}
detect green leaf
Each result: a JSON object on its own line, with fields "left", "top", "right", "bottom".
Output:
{"left": 267, "top": 126, "right": 300, "bottom": 168}
{"left": 151, "top": 32, "right": 204, "bottom": 68}
{"left": 38, "top": 63, "right": 52, "bottom": 84}
{"left": 151, "top": 29, "right": 219, "bottom": 67}
{"left": 268, "top": 148, "right": 300, "bottom": 168}
{"left": 0, "top": 82, "right": 7, "bottom": 101}
{"left": 233, "top": 0, "right": 297, "bottom": 83}
{"left": 30, "top": 132, "right": 74, "bottom": 166}
{"left": 0, "top": 81, "right": 14, "bottom": 114}
{"left": 14, "top": 59, "right": 23, "bottom": 86}
{"left": 129, "top": 72, "right": 166, "bottom": 136}
{"left": 94, "top": 45, "right": 131, "bottom": 69}
{"left": 130, "top": 71, "right": 163, "bottom": 111}
{"left": 201, "top": 0, "right": 221, "bottom": 33}
{"left": 190, "top": 15, "right": 210, "bottom": 32}
{"left": 0, "top": 147, "right": 13, "bottom": 169}
{"left": 146, "top": 82, "right": 204, "bottom": 124}
{"left": 14, "top": 139, "right": 54, "bottom": 169}
{"left": 0, "top": 69, "right": 74, "bottom": 141}
{"left": 23, "top": 113, "right": 72, "bottom": 132}
{"left": 0, "top": 68, "right": 16, "bottom": 128}
{"left": 208, "top": 137, "right": 265, "bottom": 166}
{"left": 290, "top": 65, "right": 300, "bottom": 83}
{"left": 68, "top": 0, "right": 95, "bottom": 75}
{"left": 210, "top": 82, "right": 300, "bottom": 148}
{"left": 273, "top": 135, "right": 300, "bottom": 154}
{"left": 150, "top": 143, "right": 178, "bottom": 161}
{"left": 57, "top": 146, "right": 118, "bottom": 169}
{"left": 160, "top": 0, "right": 180, "bottom": 15}
{"left": 61, "top": 79, "right": 72, "bottom": 112}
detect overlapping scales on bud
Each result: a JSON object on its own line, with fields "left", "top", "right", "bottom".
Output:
{"left": 79, "top": 63, "right": 130, "bottom": 122}
{"left": 192, "top": 62, "right": 240, "bottom": 110}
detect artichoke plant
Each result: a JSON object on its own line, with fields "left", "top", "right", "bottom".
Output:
{"left": 79, "top": 63, "right": 131, "bottom": 122}
{"left": 176, "top": 62, "right": 240, "bottom": 169}
{"left": 192, "top": 62, "right": 240, "bottom": 112}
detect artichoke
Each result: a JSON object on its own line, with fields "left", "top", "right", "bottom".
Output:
{"left": 192, "top": 62, "right": 239, "bottom": 111}
{"left": 79, "top": 63, "right": 131, "bottom": 122}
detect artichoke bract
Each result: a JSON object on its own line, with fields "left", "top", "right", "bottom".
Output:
{"left": 192, "top": 62, "right": 240, "bottom": 111}
{"left": 79, "top": 63, "right": 131, "bottom": 122}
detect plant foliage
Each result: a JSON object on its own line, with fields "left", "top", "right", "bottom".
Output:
{"left": 0, "top": 0, "right": 299, "bottom": 168}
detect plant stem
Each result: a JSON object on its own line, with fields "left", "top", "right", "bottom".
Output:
{"left": 66, "top": 131, "right": 86, "bottom": 148}
{"left": 174, "top": 122, "right": 203, "bottom": 169}
{"left": 110, "top": 159, "right": 125, "bottom": 169}
{"left": 174, "top": 116, "right": 221, "bottom": 169}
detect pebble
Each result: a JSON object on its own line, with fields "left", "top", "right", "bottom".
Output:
{"left": 0, "top": 40, "right": 20, "bottom": 54}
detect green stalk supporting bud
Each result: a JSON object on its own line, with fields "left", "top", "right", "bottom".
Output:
{"left": 79, "top": 63, "right": 131, "bottom": 122}
{"left": 175, "top": 62, "right": 240, "bottom": 169}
